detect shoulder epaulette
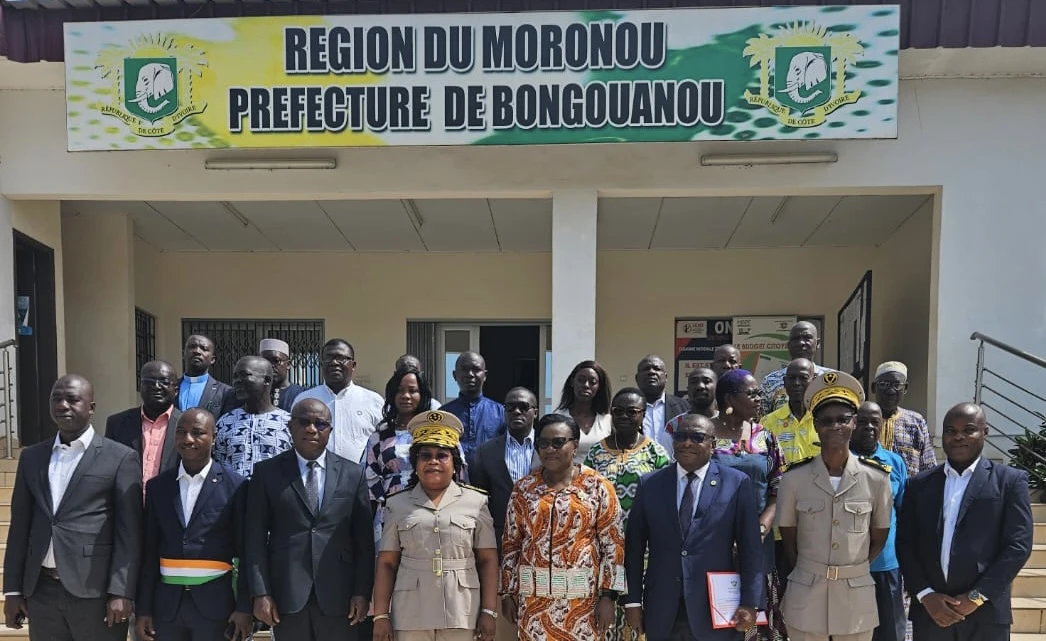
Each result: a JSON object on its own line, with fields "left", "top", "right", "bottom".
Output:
{"left": 460, "top": 483, "right": 488, "bottom": 495}
{"left": 782, "top": 456, "right": 816, "bottom": 473}
{"left": 858, "top": 456, "right": 891, "bottom": 474}
{"left": 384, "top": 487, "right": 408, "bottom": 500}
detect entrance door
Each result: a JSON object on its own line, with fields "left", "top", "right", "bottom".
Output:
{"left": 435, "top": 323, "right": 549, "bottom": 406}
{"left": 13, "top": 232, "right": 59, "bottom": 446}
{"left": 837, "top": 270, "right": 873, "bottom": 390}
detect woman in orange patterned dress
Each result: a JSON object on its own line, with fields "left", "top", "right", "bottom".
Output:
{"left": 499, "top": 414, "right": 625, "bottom": 641}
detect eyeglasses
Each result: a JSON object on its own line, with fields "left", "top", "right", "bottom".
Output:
{"left": 672, "top": 432, "right": 710, "bottom": 444}
{"left": 292, "top": 417, "right": 332, "bottom": 432}
{"left": 611, "top": 407, "right": 644, "bottom": 419}
{"left": 141, "top": 377, "right": 174, "bottom": 388}
{"left": 504, "top": 402, "right": 535, "bottom": 413}
{"left": 875, "top": 381, "right": 907, "bottom": 392}
{"left": 815, "top": 414, "right": 856, "bottom": 428}
{"left": 418, "top": 450, "right": 452, "bottom": 462}
{"left": 322, "top": 355, "right": 354, "bottom": 365}
{"left": 537, "top": 437, "right": 575, "bottom": 450}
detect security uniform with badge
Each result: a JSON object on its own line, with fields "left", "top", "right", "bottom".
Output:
{"left": 777, "top": 371, "right": 893, "bottom": 641}
{"left": 374, "top": 410, "right": 500, "bottom": 641}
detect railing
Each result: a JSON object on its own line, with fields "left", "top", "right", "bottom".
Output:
{"left": 0, "top": 339, "right": 15, "bottom": 459}
{"left": 971, "top": 331, "right": 1046, "bottom": 486}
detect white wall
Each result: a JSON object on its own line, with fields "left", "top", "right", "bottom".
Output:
{"left": 1, "top": 78, "right": 1045, "bottom": 429}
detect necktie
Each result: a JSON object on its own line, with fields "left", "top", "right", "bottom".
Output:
{"left": 679, "top": 472, "right": 697, "bottom": 535}
{"left": 306, "top": 461, "right": 320, "bottom": 513}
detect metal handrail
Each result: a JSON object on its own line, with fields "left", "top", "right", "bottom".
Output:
{"left": 970, "top": 332, "right": 1046, "bottom": 369}
{"left": 0, "top": 340, "right": 15, "bottom": 459}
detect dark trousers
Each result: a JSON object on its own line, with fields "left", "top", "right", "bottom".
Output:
{"left": 274, "top": 590, "right": 356, "bottom": 641}
{"left": 26, "top": 573, "right": 128, "bottom": 641}
{"left": 649, "top": 599, "right": 742, "bottom": 641}
{"left": 871, "top": 569, "right": 905, "bottom": 641}
{"left": 775, "top": 539, "right": 794, "bottom": 597}
{"left": 911, "top": 616, "right": 1008, "bottom": 641}
{"left": 154, "top": 592, "right": 229, "bottom": 641}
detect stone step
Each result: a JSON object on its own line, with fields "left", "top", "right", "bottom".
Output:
{"left": 1014, "top": 598, "right": 1046, "bottom": 633}
{"left": 1038, "top": 523, "right": 1046, "bottom": 545}
{"left": 1012, "top": 635, "right": 1046, "bottom": 641}
{"left": 1015, "top": 568, "right": 1046, "bottom": 597}
{"left": 1028, "top": 545, "right": 1046, "bottom": 569}
{"left": 1034, "top": 504, "right": 1046, "bottom": 522}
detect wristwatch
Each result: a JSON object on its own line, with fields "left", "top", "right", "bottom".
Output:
{"left": 968, "top": 590, "right": 986, "bottom": 607}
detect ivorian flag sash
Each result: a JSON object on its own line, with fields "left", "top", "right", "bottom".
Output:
{"left": 159, "top": 558, "right": 233, "bottom": 586}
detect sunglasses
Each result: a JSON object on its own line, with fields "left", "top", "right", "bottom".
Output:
{"left": 292, "top": 417, "right": 332, "bottom": 432}
{"left": 672, "top": 432, "right": 711, "bottom": 444}
{"left": 815, "top": 414, "right": 856, "bottom": 428}
{"left": 537, "top": 437, "right": 575, "bottom": 450}
{"left": 504, "top": 402, "right": 535, "bottom": 413}
{"left": 418, "top": 450, "right": 453, "bottom": 462}
{"left": 611, "top": 407, "right": 644, "bottom": 419}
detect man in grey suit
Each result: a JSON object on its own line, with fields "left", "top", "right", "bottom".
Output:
{"left": 245, "top": 397, "right": 374, "bottom": 640}
{"left": 3, "top": 374, "right": 143, "bottom": 640}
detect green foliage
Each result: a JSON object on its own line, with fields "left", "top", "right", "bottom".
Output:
{"left": 1010, "top": 416, "right": 1046, "bottom": 489}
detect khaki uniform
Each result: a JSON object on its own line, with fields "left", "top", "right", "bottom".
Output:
{"left": 381, "top": 481, "right": 498, "bottom": 635}
{"left": 778, "top": 454, "right": 892, "bottom": 641}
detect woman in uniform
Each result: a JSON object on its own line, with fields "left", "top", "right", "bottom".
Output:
{"left": 372, "top": 410, "right": 500, "bottom": 641}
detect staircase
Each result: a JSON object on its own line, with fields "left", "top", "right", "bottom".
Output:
{"left": 0, "top": 456, "right": 22, "bottom": 639}
{"left": 1012, "top": 502, "right": 1046, "bottom": 638}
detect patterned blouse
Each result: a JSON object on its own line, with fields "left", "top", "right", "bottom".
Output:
{"left": 213, "top": 408, "right": 292, "bottom": 479}
{"left": 501, "top": 466, "right": 626, "bottom": 641}
{"left": 364, "top": 422, "right": 414, "bottom": 504}
{"left": 583, "top": 436, "right": 671, "bottom": 520}
{"left": 712, "top": 423, "right": 785, "bottom": 499}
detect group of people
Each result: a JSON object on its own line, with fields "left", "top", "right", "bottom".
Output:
{"left": 0, "top": 323, "right": 1034, "bottom": 641}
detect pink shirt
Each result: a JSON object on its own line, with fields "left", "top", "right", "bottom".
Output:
{"left": 141, "top": 406, "right": 173, "bottom": 488}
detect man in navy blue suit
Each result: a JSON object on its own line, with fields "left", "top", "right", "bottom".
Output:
{"left": 135, "top": 408, "right": 252, "bottom": 641}
{"left": 898, "top": 402, "right": 1033, "bottom": 641}
{"left": 624, "top": 413, "right": 763, "bottom": 641}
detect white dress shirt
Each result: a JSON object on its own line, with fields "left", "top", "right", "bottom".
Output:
{"left": 676, "top": 460, "right": 711, "bottom": 520}
{"left": 177, "top": 459, "right": 213, "bottom": 526}
{"left": 293, "top": 382, "right": 383, "bottom": 464}
{"left": 916, "top": 458, "right": 983, "bottom": 603}
{"left": 296, "top": 450, "right": 328, "bottom": 510}
{"left": 45, "top": 426, "right": 95, "bottom": 568}
{"left": 644, "top": 394, "right": 667, "bottom": 443}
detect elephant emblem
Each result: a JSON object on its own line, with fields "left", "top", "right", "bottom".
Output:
{"left": 782, "top": 51, "right": 827, "bottom": 105}
{"left": 129, "top": 62, "right": 175, "bottom": 115}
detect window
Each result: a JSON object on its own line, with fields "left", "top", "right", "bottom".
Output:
{"left": 135, "top": 308, "right": 157, "bottom": 389}
{"left": 181, "top": 319, "right": 324, "bottom": 388}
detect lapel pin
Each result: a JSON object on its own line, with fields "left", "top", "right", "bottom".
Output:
{"left": 710, "top": 480, "right": 717, "bottom": 486}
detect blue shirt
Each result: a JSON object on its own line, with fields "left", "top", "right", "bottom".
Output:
{"left": 859, "top": 443, "right": 907, "bottom": 571}
{"left": 440, "top": 395, "right": 505, "bottom": 464}
{"left": 504, "top": 429, "right": 535, "bottom": 484}
{"left": 178, "top": 373, "right": 209, "bottom": 411}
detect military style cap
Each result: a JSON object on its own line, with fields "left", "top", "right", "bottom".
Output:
{"left": 407, "top": 410, "right": 464, "bottom": 450}
{"left": 804, "top": 370, "right": 866, "bottom": 414}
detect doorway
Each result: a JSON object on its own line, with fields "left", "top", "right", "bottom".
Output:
{"left": 436, "top": 323, "right": 551, "bottom": 410}
{"left": 13, "top": 231, "right": 59, "bottom": 446}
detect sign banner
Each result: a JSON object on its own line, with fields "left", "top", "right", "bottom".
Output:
{"left": 673, "top": 315, "right": 823, "bottom": 396}
{"left": 64, "top": 5, "right": 899, "bottom": 151}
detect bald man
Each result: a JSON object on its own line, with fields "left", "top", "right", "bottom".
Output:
{"left": 4, "top": 375, "right": 143, "bottom": 641}
{"left": 898, "top": 403, "right": 1033, "bottom": 641}
{"left": 761, "top": 322, "right": 829, "bottom": 416}
{"left": 214, "top": 356, "right": 292, "bottom": 479}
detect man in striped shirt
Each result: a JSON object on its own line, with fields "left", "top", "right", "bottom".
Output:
{"left": 874, "top": 361, "right": 937, "bottom": 477}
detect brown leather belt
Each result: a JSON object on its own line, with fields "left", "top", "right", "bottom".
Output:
{"left": 40, "top": 567, "right": 60, "bottom": 581}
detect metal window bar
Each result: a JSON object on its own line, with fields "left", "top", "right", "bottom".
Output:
{"left": 135, "top": 308, "right": 157, "bottom": 389}
{"left": 182, "top": 319, "right": 324, "bottom": 388}
{"left": 0, "top": 339, "right": 15, "bottom": 458}
{"left": 971, "top": 332, "right": 1046, "bottom": 486}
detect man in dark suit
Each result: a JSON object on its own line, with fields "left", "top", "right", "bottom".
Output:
{"left": 177, "top": 334, "right": 236, "bottom": 418}
{"left": 136, "top": 408, "right": 252, "bottom": 641}
{"left": 471, "top": 386, "right": 540, "bottom": 550}
{"left": 898, "top": 402, "right": 1033, "bottom": 641}
{"left": 3, "top": 374, "right": 142, "bottom": 640}
{"left": 636, "top": 355, "right": 690, "bottom": 444}
{"left": 624, "top": 413, "right": 762, "bottom": 641}
{"left": 106, "top": 360, "right": 182, "bottom": 491}
{"left": 246, "top": 397, "right": 374, "bottom": 640}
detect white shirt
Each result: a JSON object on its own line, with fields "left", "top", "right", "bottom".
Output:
{"left": 296, "top": 450, "right": 328, "bottom": 510}
{"left": 644, "top": 394, "right": 667, "bottom": 443}
{"left": 293, "top": 382, "right": 383, "bottom": 464}
{"left": 572, "top": 413, "right": 612, "bottom": 465}
{"left": 177, "top": 459, "right": 213, "bottom": 526}
{"left": 676, "top": 460, "right": 711, "bottom": 520}
{"left": 916, "top": 457, "right": 984, "bottom": 603}
{"left": 45, "top": 426, "right": 95, "bottom": 568}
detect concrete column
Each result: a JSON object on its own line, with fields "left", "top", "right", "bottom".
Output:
{"left": 551, "top": 190, "right": 598, "bottom": 408}
{"left": 62, "top": 210, "right": 136, "bottom": 420}
{"left": 0, "top": 199, "right": 15, "bottom": 343}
